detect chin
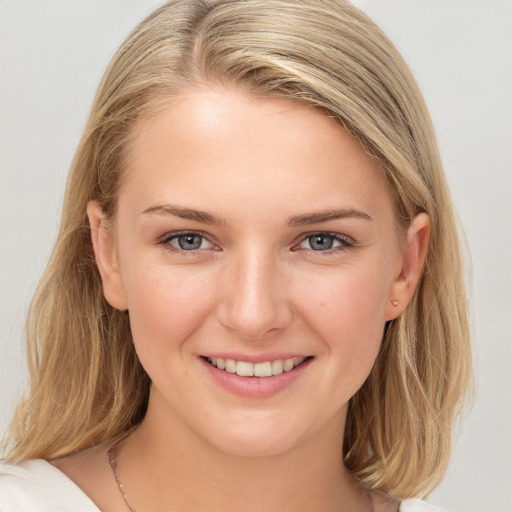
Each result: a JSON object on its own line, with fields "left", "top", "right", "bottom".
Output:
{"left": 209, "top": 430, "right": 299, "bottom": 459}
{"left": 197, "top": 409, "right": 322, "bottom": 459}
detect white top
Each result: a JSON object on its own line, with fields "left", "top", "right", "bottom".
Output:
{"left": 0, "top": 459, "right": 444, "bottom": 511}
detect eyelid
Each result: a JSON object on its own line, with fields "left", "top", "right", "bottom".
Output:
{"left": 158, "top": 230, "right": 220, "bottom": 253}
{"left": 291, "top": 231, "right": 356, "bottom": 252}
{"left": 156, "top": 230, "right": 355, "bottom": 254}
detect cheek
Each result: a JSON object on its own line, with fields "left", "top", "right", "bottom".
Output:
{"left": 122, "top": 262, "right": 215, "bottom": 358}
{"left": 295, "top": 264, "right": 390, "bottom": 383}
{"left": 298, "top": 262, "right": 390, "bottom": 331}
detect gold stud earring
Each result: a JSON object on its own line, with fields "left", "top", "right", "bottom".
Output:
{"left": 391, "top": 299, "right": 399, "bottom": 307}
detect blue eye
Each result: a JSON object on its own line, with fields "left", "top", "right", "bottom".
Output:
{"left": 164, "top": 233, "right": 213, "bottom": 252}
{"left": 298, "top": 233, "right": 350, "bottom": 252}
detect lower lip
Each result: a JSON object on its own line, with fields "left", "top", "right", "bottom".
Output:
{"left": 200, "top": 357, "right": 313, "bottom": 399}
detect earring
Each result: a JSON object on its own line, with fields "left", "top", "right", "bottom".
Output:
{"left": 391, "top": 299, "right": 399, "bottom": 307}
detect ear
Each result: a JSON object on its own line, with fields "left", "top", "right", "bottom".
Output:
{"left": 87, "top": 201, "right": 128, "bottom": 311}
{"left": 385, "top": 212, "right": 430, "bottom": 321}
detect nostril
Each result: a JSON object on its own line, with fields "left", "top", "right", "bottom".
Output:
{"left": 215, "top": 301, "right": 294, "bottom": 341}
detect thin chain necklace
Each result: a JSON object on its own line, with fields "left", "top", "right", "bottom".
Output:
{"left": 106, "top": 433, "right": 137, "bottom": 512}
{"left": 106, "top": 432, "right": 376, "bottom": 512}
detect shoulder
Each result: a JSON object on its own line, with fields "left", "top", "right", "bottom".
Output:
{"left": 400, "top": 498, "right": 445, "bottom": 512}
{"left": 0, "top": 458, "right": 100, "bottom": 511}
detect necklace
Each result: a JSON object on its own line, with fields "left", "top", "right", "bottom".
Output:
{"left": 106, "top": 432, "right": 376, "bottom": 512}
{"left": 106, "top": 434, "right": 137, "bottom": 512}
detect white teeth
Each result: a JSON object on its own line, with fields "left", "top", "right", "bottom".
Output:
{"left": 254, "top": 361, "right": 272, "bottom": 377}
{"left": 207, "top": 356, "right": 308, "bottom": 377}
{"left": 236, "top": 361, "right": 254, "bottom": 377}
{"left": 225, "top": 359, "right": 236, "bottom": 373}
{"left": 271, "top": 360, "right": 284, "bottom": 375}
{"left": 294, "top": 357, "right": 305, "bottom": 367}
{"left": 283, "top": 358, "right": 294, "bottom": 372}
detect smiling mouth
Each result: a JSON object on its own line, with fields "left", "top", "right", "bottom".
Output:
{"left": 204, "top": 356, "right": 311, "bottom": 378}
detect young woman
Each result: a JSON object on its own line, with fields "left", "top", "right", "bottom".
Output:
{"left": 0, "top": 1, "right": 471, "bottom": 510}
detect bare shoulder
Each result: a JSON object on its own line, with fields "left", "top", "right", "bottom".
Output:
{"left": 50, "top": 445, "right": 125, "bottom": 512}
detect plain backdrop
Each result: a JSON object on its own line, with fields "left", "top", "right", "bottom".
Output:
{"left": 1, "top": 1, "right": 511, "bottom": 510}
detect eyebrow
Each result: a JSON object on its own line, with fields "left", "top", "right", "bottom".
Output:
{"left": 286, "top": 208, "right": 372, "bottom": 226}
{"left": 141, "top": 204, "right": 227, "bottom": 226}
{"left": 141, "top": 204, "right": 371, "bottom": 226}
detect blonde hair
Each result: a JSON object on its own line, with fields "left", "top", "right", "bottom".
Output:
{"left": 5, "top": 0, "right": 470, "bottom": 498}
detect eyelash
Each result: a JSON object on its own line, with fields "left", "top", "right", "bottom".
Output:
{"left": 158, "top": 231, "right": 217, "bottom": 256}
{"left": 292, "top": 232, "right": 355, "bottom": 255}
{"left": 157, "top": 231, "right": 355, "bottom": 256}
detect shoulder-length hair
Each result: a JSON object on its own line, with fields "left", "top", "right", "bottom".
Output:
{"left": 5, "top": 0, "right": 471, "bottom": 498}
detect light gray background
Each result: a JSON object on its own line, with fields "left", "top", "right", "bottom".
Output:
{"left": 1, "top": 1, "right": 511, "bottom": 510}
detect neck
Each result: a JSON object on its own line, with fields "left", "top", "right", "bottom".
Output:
{"left": 115, "top": 390, "right": 371, "bottom": 512}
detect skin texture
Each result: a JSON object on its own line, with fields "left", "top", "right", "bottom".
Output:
{"left": 54, "top": 87, "right": 429, "bottom": 512}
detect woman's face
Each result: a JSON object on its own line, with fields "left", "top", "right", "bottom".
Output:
{"left": 90, "top": 87, "right": 426, "bottom": 457}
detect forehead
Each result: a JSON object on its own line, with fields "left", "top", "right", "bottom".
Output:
{"left": 120, "top": 87, "right": 394, "bottom": 224}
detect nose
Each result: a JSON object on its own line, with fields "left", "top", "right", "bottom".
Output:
{"left": 215, "top": 248, "right": 293, "bottom": 340}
